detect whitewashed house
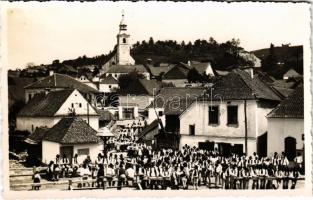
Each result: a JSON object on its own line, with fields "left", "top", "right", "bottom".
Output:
{"left": 98, "top": 75, "right": 119, "bottom": 93}
{"left": 77, "top": 74, "right": 98, "bottom": 90}
{"left": 283, "top": 69, "right": 302, "bottom": 80}
{"left": 178, "top": 69, "right": 281, "bottom": 156}
{"left": 41, "top": 117, "right": 103, "bottom": 164}
{"left": 16, "top": 89, "right": 100, "bottom": 132}
{"left": 267, "top": 85, "right": 304, "bottom": 160}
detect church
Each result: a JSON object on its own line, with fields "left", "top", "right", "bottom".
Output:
{"left": 99, "top": 13, "right": 150, "bottom": 81}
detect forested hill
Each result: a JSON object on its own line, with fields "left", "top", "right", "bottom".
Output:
{"left": 131, "top": 38, "right": 253, "bottom": 70}
{"left": 252, "top": 44, "right": 303, "bottom": 78}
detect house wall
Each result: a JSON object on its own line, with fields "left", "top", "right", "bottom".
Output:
{"left": 147, "top": 107, "right": 165, "bottom": 125}
{"left": 106, "top": 72, "right": 150, "bottom": 80}
{"left": 16, "top": 115, "right": 99, "bottom": 133}
{"left": 179, "top": 135, "right": 256, "bottom": 155}
{"left": 25, "top": 88, "right": 64, "bottom": 103}
{"left": 16, "top": 117, "right": 57, "bottom": 133}
{"left": 55, "top": 89, "right": 98, "bottom": 116}
{"left": 72, "top": 143, "right": 103, "bottom": 164}
{"left": 179, "top": 100, "right": 260, "bottom": 155}
{"left": 267, "top": 118, "right": 304, "bottom": 157}
{"left": 162, "top": 79, "right": 187, "bottom": 87}
{"left": 118, "top": 106, "right": 139, "bottom": 120}
{"left": 119, "top": 95, "right": 154, "bottom": 110}
{"left": 99, "top": 83, "right": 119, "bottom": 93}
{"left": 42, "top": 140, "right": 60, "bottom": 164}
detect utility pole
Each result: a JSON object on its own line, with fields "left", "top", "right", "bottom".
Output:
{"left": 244, "top": 100, "right": 248, "bottom": 155}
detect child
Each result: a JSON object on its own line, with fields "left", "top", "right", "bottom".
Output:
{"left": 32, "top": 171, "right": 41, "bottom": 190}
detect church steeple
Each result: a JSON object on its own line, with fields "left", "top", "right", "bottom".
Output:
{"left": 116, "top": 11, "right": 135, "bottom": 65}
{"left": 119, "top": 10, "right": 127, "bottom": 33}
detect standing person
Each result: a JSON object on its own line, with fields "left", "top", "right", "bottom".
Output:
{"left": 106, "top": 163, "right": 115, "bottom": 187}
{"left": 171, "top": 166, "right": 179, "bottom": 190}
{"left": 32, "top": 171, "right": 41, "bottom": 190}
{"left": 282, "top": 167, "right": 290, "bottom": 189}
{"left": 47, "top": 161, "right": 55, "bottom": 181}
{"left": 117, "top": 164, "right": 126, "bottom": 190}
{"left": 96, "top": 164, "right": 105, "bottom": 188}
{"left": 259, "top": 165, "right": 268, "bottom": 189}
{"left": 274, "top": 166, "right": 283, "bottom": 189}
{"left": 294, "top": 153, "right": 304, "bottom": 174}
{"left": 126, "top": 164, "right": 135, "bottom": 187}
{"left": 266, "top": 165, "right": 275, "bottom": 189}
{"left": 290, "top": 167, "right": 299, "bottom": 189}
{"left": 251, "top": 166, "right": 259, "bottom": 189}
{"left": 191, "top": 165, "right": 199, "bottom": 190}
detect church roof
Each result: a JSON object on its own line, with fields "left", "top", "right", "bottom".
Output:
{"left": 105, "top": 65, "right": 148, "bottom": 74}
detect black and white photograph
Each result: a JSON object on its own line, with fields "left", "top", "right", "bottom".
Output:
{"left": 1, "top": 0, "right": 312, "bottom": 197}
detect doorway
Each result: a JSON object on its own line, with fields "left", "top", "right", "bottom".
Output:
{"left": 60, "top": 146, "right": 74, "bottom": 164}
{"left": 285, "top": 137, "right": 296, "bottom": 160}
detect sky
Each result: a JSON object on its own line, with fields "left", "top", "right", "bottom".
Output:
{"left": 4, "top": 1, "right": 311, "bottom": 69}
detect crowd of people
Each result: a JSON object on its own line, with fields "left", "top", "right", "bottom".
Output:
{"left": 41, "top": 144, "right": 304, "bottom": 190}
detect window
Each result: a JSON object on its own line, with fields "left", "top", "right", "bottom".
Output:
{"left": 123, "top": 38, "right": 126, "bottom": 44}
{"left": 227, "top": 106, "right": 238, "bottom": 125}
{"left": 79, "top": 103, "right": 82, "bottom": 108}
{"left": 28, "top": 94, "right": 32, "bottom": 100}
{"left": 189, "top": 124, "right": 195, "bottom": 136}
{"left": 208, "top": 106, "right": 219, "bottom": 124}
{"left": 123, "top": 108, "right": 134, "bottom": 119}
{"left": 158, "top": 111, "right": 163, "bottom": 117}
{"left": 71, "top": 103, "right": 74, "bottom": 108}
{"left": 109, "top": 85, "right": 112, "bottom": 89}
{"left": 77, "top": 148, "right": 89, "bottom": 156}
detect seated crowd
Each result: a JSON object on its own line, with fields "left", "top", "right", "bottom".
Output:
{"left": 44, "top": 144, "right": 304, "bottom": 190}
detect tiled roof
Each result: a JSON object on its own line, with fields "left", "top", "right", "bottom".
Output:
{"left": 96, "top": 109, "right": 114, "bottom": 121}
{"left": 147, "top": 65, "right": 170, "bottom": 77}
{"left": 100, "top": 75, "right": 118, "bottom": 84}
{"left": 150, "top": 87, "right": 206, "bottom": 115}
{"left": 105, "top": 65, "right": 148, "bottom": 74}
{"left": 162, "top": 64, "right": 189, "bottom": 80}
{"left": 138, "top": 119, "right": 160, "bottom": 139}
{"left": 24, "top": 73, "right": 99, "bottom": 93}
{"left": 18, "top": 89, "right": 74, "bottom": 117}
{"left": 205, "top": 70, "right": 281, "bottom": 101}
{"left": 119, "top": 79, "right": 161, "bottom": 96}
{"left": 267, "top": 84, "right": 303, "bottom": 118}
{"left": 43, "top": 117, "right": 101, "bottom": 144}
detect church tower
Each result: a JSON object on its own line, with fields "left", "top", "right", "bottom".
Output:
{"left": 116, "top": 11, "right": 135, "bottom": 65}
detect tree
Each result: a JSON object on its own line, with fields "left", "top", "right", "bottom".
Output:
{"left": 261, "top": 43, "right": 277, "bottom": 72}
{"left": 187, "top": 68, "right": 203, "bottom": 83}
{"left": 118, "top": 71, "right": 144, "bottom": 90}
{"left": 148, "top": 37, "right": 154, "bottom": 46}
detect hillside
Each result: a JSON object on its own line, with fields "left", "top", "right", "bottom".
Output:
{"left": 131, "top": 38, "right": 254, "bottom": 70}
{"left": 252, "top": 45, "right": 303, "bottom": 78}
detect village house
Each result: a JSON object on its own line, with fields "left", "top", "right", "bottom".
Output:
{"left": 98, "top": 75, "right": 119, "bottom": 93}
{"left": 147, "top": 87, "right": 206, "bottom": 132}
{"left": 178, "top": 69, "right": 282, "bottom": 156}
{"left": 137, "top": 119, "right": 162, "bottom": 146}
{"left": 267, "top": 84, "right": 304, "bottom": 160}
{"left": 40, "top": 117, "right": 103, "bottom": 164}
{"left": 16, "top": 89, "right": 100, "bottom": 133}
{"left": 76, "top": 73, "right": 98, "bottom": 90}
{"left": 118, "top": 79, "right": 162, "bottom": 112}
{"left": 104, "top": 64, "right": 150, "bottom": 80}
{"left": 162, "top": 62, "right": 214, "bottom": 87}
{"left": 24, "top": 72, "right": 100, "bottom": 105}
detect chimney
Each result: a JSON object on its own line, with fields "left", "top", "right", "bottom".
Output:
{"left": 49, "top": 70, "right": 54, "bottom": 76}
